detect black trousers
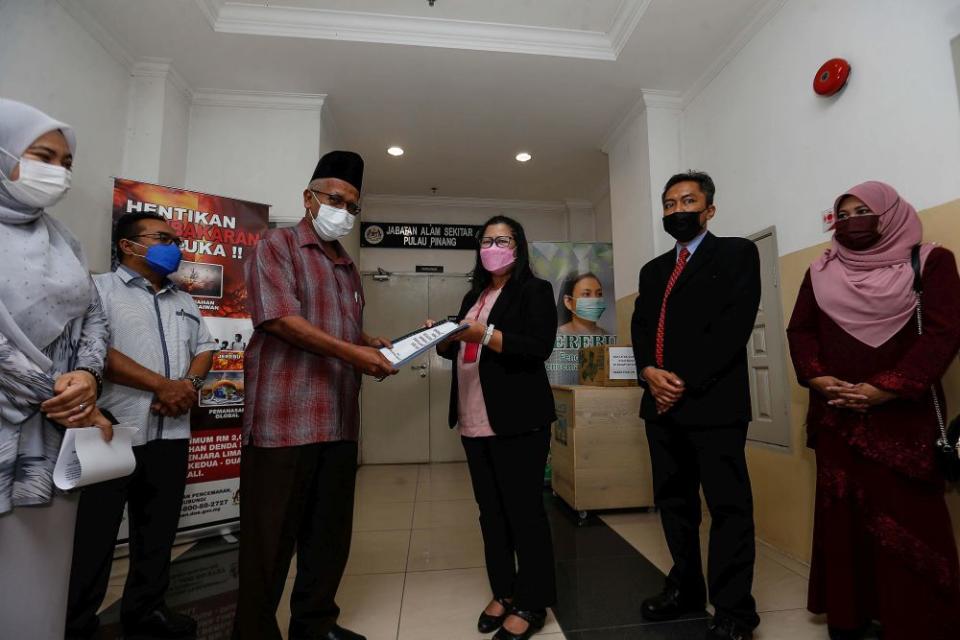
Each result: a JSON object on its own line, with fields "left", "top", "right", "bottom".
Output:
{"left": 232, "top": 441, "right": 357, "bottom": 640}
{"left": 462, "top": 427, "right": 556, "bottom": 611}
{"left": 645, "top": 420, "right": 760, "bottom": 629}
{"left": 66, "top": 438, "right": 190, "bottom": 635}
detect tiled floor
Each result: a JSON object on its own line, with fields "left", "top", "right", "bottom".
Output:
{"left": 598, "top": 511, "right": 829, "bottom": 639}
{"left": 96, "top": 463, "right": 835, "bottom": 639}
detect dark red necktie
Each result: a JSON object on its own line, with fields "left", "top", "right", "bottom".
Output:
{"left": 655, "top": 247, "right": 690, "bottom": 368}
{"left": 463, "top": 289, "right": 492, "bottom": 363}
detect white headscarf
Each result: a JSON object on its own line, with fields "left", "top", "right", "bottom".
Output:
{"left": 0, "top": 98, "right": 90, "bottom": 367}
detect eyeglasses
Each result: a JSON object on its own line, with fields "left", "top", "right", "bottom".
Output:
{"left": 311, "top": 190, "right": 362, "bottom": 216}
{"left": 128, "top": 233, "right": 182, "bottom": 245}
{"left": 479, "top": 236, "right": 515, "bottom": 249}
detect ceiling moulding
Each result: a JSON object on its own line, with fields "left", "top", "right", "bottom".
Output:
{"left": 363, "top": 194, "right": 568, "bottom": 214}
{"left": 599, "top": 0, "right": 787, "bottom": 151}
{"left": 196, "top": 0, "right": 651, "bottom": 61}
{"left": 600, "top": 89, "right": 682, "bottom": 153}
{"left": 680, "top": 0, "right": 787, "bottom": 107}
{"left": 191, "top": 89, "right": 327, "bottom": 111}
{"left": 55, "top": 0, "right": 135, "bottom": 70}
{"left": 131, "top": 58, "right": 194, "bottom": 100}
{"left": 193, "top": 0, "right": 224, "bottom": 26}
{"left": 564, "top": 199, "right": 595, "bottom": 214}
{"left": 608, "top": 0, "right": 654, "bottom": 57}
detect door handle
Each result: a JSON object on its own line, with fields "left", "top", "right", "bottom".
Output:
{"left": 410, "top": 364, "right": 428, "bottom": 370}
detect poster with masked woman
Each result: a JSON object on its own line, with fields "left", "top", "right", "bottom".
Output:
{"left": 529, "top": 242, "right": 617, "bottom": 384}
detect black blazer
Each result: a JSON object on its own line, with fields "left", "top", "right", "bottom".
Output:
{"left": 631, "top": 232, "right": 761, "bottom": 425}
{"left": 439, "top": 275, "right": 558, "bottom": 436}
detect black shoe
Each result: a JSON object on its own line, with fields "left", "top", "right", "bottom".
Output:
{"left": 828, "top": 625, "right": 869, "bottom": 640}
{"left": 705, "top": 617, "right": 754, "bottom": 640}
{"left": 492, "top": 608, "right": 546, "bottom": 640}
{"left": 123, "top": 605, "right": 197, "bottom": 639}
{"left": 319, "top": 625, "right": 367, "bottom": 640}
{"left": 640, "top": 585, "right": 705, "bottom": 622}
{"left": 65, "top": 616, "right": 99, "bottom": 640}
{"left": 478, "top": 598, "right": 512, "bottom": 633}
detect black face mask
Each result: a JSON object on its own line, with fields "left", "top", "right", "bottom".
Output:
{"left": 834, "top": 214, "right": 881, "bottom": 250}
{"left": 663, "top": 210, "right": 705, "bottom": 243}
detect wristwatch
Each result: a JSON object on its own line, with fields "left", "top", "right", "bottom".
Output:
{"left": 182, "top": 375, "right": 205, "bottom": 391}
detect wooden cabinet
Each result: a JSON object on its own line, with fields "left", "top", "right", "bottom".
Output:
{"left": 550, "top": 385, "right": 655, "bottom": 517}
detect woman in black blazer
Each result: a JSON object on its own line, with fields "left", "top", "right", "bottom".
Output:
{"left": 436, "top": 215, "right": 557, "bottom": 640}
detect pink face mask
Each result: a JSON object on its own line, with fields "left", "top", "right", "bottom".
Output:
{"left": 480, "top": 246, "right": 516, "bottom": 275}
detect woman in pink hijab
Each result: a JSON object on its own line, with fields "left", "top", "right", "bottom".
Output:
{"left": 787, "top": 181, "right": 960, "bottom": 640}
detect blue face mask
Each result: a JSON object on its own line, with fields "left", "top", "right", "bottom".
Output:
{"left": 574, "top": 297, "right": 607, "bottom": 322}
{"left": 130, "top": 241, "right": 183, "bottom": 276}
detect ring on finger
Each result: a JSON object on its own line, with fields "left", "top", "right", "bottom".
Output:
{"left": 78, "top": 402, "right": 87, "bottom": 411}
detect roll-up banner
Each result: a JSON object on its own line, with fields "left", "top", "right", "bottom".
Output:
{"left": 110, "top": 179, "right": 269, "bottom": 542}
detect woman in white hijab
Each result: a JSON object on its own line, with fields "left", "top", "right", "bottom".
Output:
{"left": 0, "top": 99, "right": 113, "bottom": 637}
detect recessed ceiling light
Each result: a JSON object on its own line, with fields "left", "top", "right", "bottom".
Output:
{"left": 387, "top": 146, "right": 404, "bottom": 156}
{"left": 515, "top": 152, "right": 532, "bottom": 162}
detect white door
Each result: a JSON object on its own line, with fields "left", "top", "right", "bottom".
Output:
{"left": 359, "top": 273, "right": 471, "bottom": 463}
{"left": 360, "top": 275, "right": 431, "bottom": 463}
{"left": 747, "top": 229, "right": 792, "bottom": 448}
{"left": 428, "top": 276, "right": 471, "bottom": 462}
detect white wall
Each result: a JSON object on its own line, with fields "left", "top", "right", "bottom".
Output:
{"left": 594, "top": 190, "right": 612, "bottom": 243}
{"left": 122, "top": 72, "right": 166, "bottom": 184}
{"left": 357, "top": 196, "right": 595, "bottom": 274}
{"left": 953, "top": 35, "right": 960, "bottom": 117}
{"left": 682, "top": 0, "right": 960, "bottom": 256}
{"left": 159, "top": 78, "right": 190, "bottom": 188}
{"left": 0, "top": 0, "right": 130, "bottom": 272}
{"left": 607, "top": 112, "right": 656, "bottom": 298}
{"left": 185, "top": 99, "right": 324, "bottom": 219}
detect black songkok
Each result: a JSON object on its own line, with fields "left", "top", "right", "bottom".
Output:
{"left": 311, "top": 150, "right": 364, "bottom": 192}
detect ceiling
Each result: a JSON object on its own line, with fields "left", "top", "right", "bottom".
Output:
{"left": 69, "top": 0, "right": 778, "bottom": 202}
{"left": 212, "top": 0, "right": 630, "bottom": 33}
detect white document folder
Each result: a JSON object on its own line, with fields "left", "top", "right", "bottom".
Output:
{"left": 380, "top": 321, "right": 469, "bottom": 368}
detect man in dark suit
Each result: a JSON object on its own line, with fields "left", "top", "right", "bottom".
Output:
{"left": 631, "top": 171, "right": 761, "bottom": 640}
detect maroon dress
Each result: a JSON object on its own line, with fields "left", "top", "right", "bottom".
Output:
{"left": 787, "top": 247, "right": 960, "bottom": 639}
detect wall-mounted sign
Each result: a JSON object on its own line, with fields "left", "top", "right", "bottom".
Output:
{"left": 361, "top": 222, "right": 482, "bottom": 250}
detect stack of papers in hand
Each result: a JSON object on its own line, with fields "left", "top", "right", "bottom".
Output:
{"left": 380, "top": 321, "right": 469, "bottom": 368}
{"left": 54, "top": 425, "right": 138, "bottom": 490}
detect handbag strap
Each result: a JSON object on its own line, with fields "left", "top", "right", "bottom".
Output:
{"left": 910, "top": 245, "right": 953, "bottom": 451}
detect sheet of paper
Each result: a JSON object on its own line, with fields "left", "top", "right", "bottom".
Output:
{"left": 380, "top": 321, "right": 468, "bottom": 368}
{"left": 54, "top": 425, "right": 137, "bottom": 490}
{"left": 608, "top": 346, "right": 638, "bottom": 380}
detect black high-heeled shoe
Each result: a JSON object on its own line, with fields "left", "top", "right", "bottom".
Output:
{"left": 477, "top": 598, "right": 512, "bottom": 633}
{"left": 492, "top": 608, "right": 546, "bottom": 640}
{"left": 828, "top": 625, "right": 869, "bottom": 640}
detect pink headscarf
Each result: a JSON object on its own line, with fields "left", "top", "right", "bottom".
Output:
{"left": 810, "top": 181, "right": 934, "bottom": 348}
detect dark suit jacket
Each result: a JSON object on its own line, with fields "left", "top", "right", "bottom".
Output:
{"left": 439, "top": 275, "right": 557, "bottom": 436}
{"left": 631, "top": 232, "right": 761, "bottom": 425}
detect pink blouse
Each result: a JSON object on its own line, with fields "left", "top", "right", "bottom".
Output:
{"left": 456, "top": 287, "right": 503, "bottom": 438}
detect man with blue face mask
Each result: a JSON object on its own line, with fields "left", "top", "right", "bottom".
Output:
{"left": 66, "top": 212, "right": 217, "bottom": 640}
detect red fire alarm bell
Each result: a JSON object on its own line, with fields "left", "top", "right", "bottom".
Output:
{"left": 813, "top": 58, "right": 851, "bottom": 96}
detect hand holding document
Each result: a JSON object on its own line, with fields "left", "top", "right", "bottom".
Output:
{"left": 54, "top": 425, "right": 137, "bottom": 490}
{"left": 380, "top": 320, "right": 469, "bottom": 368}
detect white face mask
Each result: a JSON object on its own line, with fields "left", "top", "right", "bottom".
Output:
{"left": 0, "top": 148, "right": 72, "bottom": 209}
{"left": 309, "top": 192, "right": 355, "bottom": 241}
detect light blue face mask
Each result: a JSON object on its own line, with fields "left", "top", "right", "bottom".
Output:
{"left": 574, "top": 297, "right": 607, "bottom": 322}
